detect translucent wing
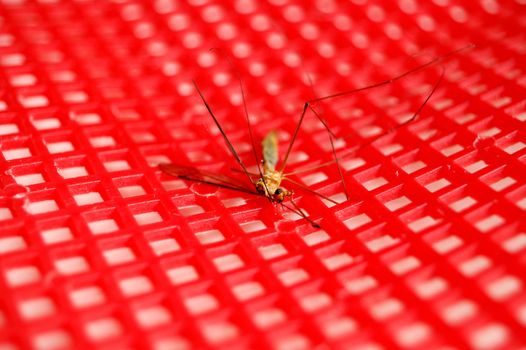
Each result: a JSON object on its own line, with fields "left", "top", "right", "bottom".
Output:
{"left": 159, "top": 163, "right": 259, "bottom": 195}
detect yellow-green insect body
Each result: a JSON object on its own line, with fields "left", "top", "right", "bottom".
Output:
{"left": 255, "top": 131, "right": 293, "bottom": 203}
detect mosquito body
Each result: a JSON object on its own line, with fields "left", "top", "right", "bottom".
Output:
{"left": 160, "top": 44, "right": 474, "bottom": 227}
{"left": 255, "top": 131, "right": 292, "bottom": 203}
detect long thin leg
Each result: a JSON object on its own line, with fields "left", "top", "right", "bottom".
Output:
{"left": 209, "top": 48, "right": 271, "bottom": 198}
{"left": 282, "top": 177, "right": 338, "bottom": 205}
{"left": 284, "top": 65, "right": 446, "bottom": 178}
{"left": 279, "top": 44, "right": 474, "bottom": 173}
{"left": 193, "top": 81, "right": 255, "bottom": 187}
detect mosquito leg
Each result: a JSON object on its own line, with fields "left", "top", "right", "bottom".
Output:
{"left": 282, "top": 177, "right": 339, "bottom": 205}
{"left": 308, "top": 105, "right": 349, "bottom": 199}
{"left": 193, "top": 81, "right": 255, "bottom": 188}
{"left": 279, "top": 44, "right": 474, "bottom": 174}
{"left": 210, "top": 48, "right": 271, "bottom": 199}
{"left": 281, "top": 200, "right": 320, "bottom": 228}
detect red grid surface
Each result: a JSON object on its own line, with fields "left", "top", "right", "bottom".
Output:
{"left": 1, "top": 0, "right": 526, "bottom": 349}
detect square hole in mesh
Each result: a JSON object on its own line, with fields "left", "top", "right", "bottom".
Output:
{"left": 82, "top": 208, "right": 123, "bottom": 235}
{"left": 399, "top": 205, "right": 443, "bottom": 233}
{"left": 0, "top": 228, "right": 27, "bottom": 255}
{"left": 295, "top": 287, "right": 333, "bottom": 313}
{"left": 198, "top": 315, "right": 241, "bottom": 346}
{"left": 316, "top": 242, "right": 358, "bottom": 271}
{"left": 157, "top": 171, "right": 188, "bottom": 191}
{"left": 366, "top": 295, "right": 405, "bottom": 321}
{"left": 47, "top": 68, "right": 76, "bottom": 83}
{"left": 0, "top": 203, "right": 14, "bottom": 222}
{"left": 127, "top": 124, "right": 160, "bottom": 144}
{"left": 495, "top": 131, "right": 526, "bottom": 155}
{"left": 8, "top": 72, "right": 38, "bottom": 87}
{"left": 192, "top": 224, "right": 227, "bottom": 245}
{"left": 271, "top": 256, "right": 314, "bottom": 287}
{"left": 60, "top": 89, "right": 90, "bottom": 104}
{"left": 140, "top": 145, "right": 172, "bottom": 167}
{"left": 453, "top": 150, "right": 493, "bottom": 174}
{"left": 375, "top": 184, "right": 417, "bottom": 212}
{"left": 407, "top": 270, "right": 449, "bottom": 300}
{"left": 51, "top": 248, "right": 91, "bottom": 276}
{"left": 468, "top": 116, "right": 507, "bottom": 140}
{"left": 4, "top": 260, "right": 42, "bottom": 287}
{"left": 247, "top": 299, "right": 289, "bottom": 330}
{"left": 450, "top": 248, "right": 493, "bottom": 277}
{"left": 238, "top": 218, "right": 268, "bottom": 234}
{"left": 134, "top": 303, "right": 173, "bottom": 330}
{"left": 1, "top": 137, "right": 34, "bottom": 161}
{"left": 29, "top": 108, "right": 64, "bottom": 131}
{"left": 357, "top": 224, "right": 403, "bottom": 253}
{"left": 338, "top": 267, "right": 378, "bottom": 295}
{"left": 68, "top": 284, "right": 107, "bottom": 309}
{"left": 99, "top": 237, "right": 138, "bottom": 266}
{"left": 251, "top": 234, "right": 294, "bottom": 260}
{"left": 68, "top": 181, "right": 108, "bottom": 206}
{"left": 54, "top": 155, "right": 92, "bottom": 179}
{"left": 430, "top": 132, "right": 471, "bottom": 157}
{"left": 84, "top": 316, "right": 123, "bottom": 343}
{"left": 85, "top": 130, "right": 119, "bottom": 149}
{"left": 438, "top": 185, "right": 485, "bottom": 213}
{"left": 98, "top": 150, "right": 136, "bottom": 173}
{"left": 111, "top": 103, "right": 143, "bottom": 121}
{"left": 440, "top": 298, "right": 480, "bottom": 327}
{"left": 69, "top": 107, "right": 103, "bottom": 126}
{"left": 42, "top": 132, "right": 77, "bottom": 154}
{"left": 18, "top": 295, "right": 57, "bottom": 320}
{"left": 32, "top": 329, "right": 72, "bottom": 350}
{"left": 465, "top": 204, "right": 507, "bottom": 233}
{"left": 161, "top": 254, "right": 203, "bottom": 286}
{"left": 296, "top": 225, "right": 332, "bottom": 247}
{"left": 479, "top": 166, "right": 519, "bottom": 192}
{"left": 423, "top": 225, "right": 464, "bottom": 255}
{"left": 506, "top": 185, "right": 526, "bottom": 210}
{"left": 317, "top": 315, "right": 357, "bottom": 341}
{"left": 112, "top": 174, "right": 150, "bottom": 198}
{"left": 23, "top": 189, "right": 62, "bottom": 215}
{"left": 381, "top": 245, "right": 423, "bottom": 276}
{"left": 144, "top": 226, "right": 183, "bottom": 256}
{"left": 335, "top": 202, "right": 375, "bottom": 232}
{"left": 35, "top": 215, "right": 76, "bottom": 245}
{"left": 17, "top": 90, "right": 50, "bottom": 108}
{"left": 415, "top": 167, "right": 456, "bottom": 194}
{"left": 212, "top": 253, "right": 245, "bottom": 273}
{"left": 172, "top": 194, "right": 213, "bottom": 217}
{"left": 114, "top": 267, "right": 155, "bottom": 297}
{"left": 180, "top": 286, "right": 221, "bottom": 316}
{"left": 483, "top": 274, "right": 522, "bottom": 301}
{"left": 353, "top": 164, "right": 395, "bottom": 192}
{"left": 0, "top": 114, "right": 20, "bottom": 136}
{"left": 225, "top": 270, "right": 267, "bottom": 302}
{"left": 128, "top": 201, "right": 167, "bottom": 226}
{"left": 10, "top": 162, "right": 47, "bottom": 186}
{"left": 392, "top": 149, "right": 434, "bottom": 175}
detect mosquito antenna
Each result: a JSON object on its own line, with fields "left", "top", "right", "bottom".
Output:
{"left": 209, "top": 47, "right": 271, "bottom": 199}
{"left": 279, "top": 44, "right": 474, "bottom": 174}
{"left": 192, "top": 80, "right": 255, "bottom": 187}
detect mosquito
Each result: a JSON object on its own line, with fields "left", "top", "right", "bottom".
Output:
{"left": 160, "top": 44, "right": 474, "bottom": 228}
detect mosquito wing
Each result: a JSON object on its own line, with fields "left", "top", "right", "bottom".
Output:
{"left": 159, "top": 163, "right": 259, "bottom": 195}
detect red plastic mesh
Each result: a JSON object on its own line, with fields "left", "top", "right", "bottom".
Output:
{"left": 1, "top": 0, "right": 526, "bottom": 349}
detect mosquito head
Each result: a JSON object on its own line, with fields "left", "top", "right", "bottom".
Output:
{"left": 272, "top": 188, "right": 293, "bottom": 203}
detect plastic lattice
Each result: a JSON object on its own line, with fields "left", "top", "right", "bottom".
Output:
{"left": 1, "top": 0, "right": 526, "bottom": 349}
